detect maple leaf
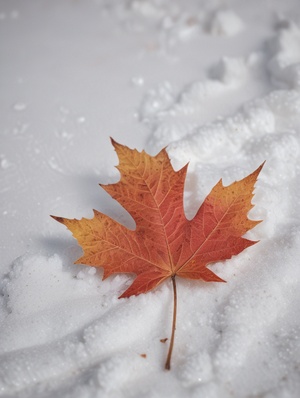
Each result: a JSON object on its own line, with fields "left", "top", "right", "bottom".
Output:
{"left": 51, "top": 138, "right": 264, "bottom": 369}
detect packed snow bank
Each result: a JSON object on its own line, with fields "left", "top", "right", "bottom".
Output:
{"left": 1, "top": 239, "right": 300, "bottom": 397}
{"left": 1, "top": 1, "right": 300, "bottom": 397}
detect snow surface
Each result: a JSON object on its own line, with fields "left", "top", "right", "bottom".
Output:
{"left": 1, "top": 0, "right": 300, "bottom": 397}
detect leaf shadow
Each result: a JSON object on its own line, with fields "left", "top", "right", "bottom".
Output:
{"left": 37, "top": 169, "right": 136, "bottom": 260}
{"left": 67, "top": 172, "right": 136, "bottom": 229}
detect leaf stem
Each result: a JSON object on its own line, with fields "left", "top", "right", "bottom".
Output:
{"left": 165, "top": 275, "right": 177, "bottom": 370}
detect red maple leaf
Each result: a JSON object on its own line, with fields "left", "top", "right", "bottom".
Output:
{"left": 52, "top": 139, "right": 264, "bottom": 369}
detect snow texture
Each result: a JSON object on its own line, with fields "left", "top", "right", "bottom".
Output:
{"left": 1, "top": 0, "right": 300, "bottom": 397}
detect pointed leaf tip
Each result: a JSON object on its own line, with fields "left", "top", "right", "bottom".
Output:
{"left": 110, "top": 136, "right": 119, "bottom": 147}
{"left": 51, "top": 215, "right": 64, "bottom": 224}
{"left": 253, "top": 161, "right": 265, "bottom": 177}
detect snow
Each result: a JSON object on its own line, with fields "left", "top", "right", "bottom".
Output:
{"left": 1, "top": 0, "right": 300, "bottom": 397}
{"left": 207, "top": 10, "right": 244, "bottom": 37}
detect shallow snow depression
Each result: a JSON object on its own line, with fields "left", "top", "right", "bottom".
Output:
{"left": 1, "top": 1, "right": 300, "bottom": 397}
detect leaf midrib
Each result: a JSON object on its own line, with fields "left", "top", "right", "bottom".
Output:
{"left": 124, "top": 154, "right": 177, "bottom": 273}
